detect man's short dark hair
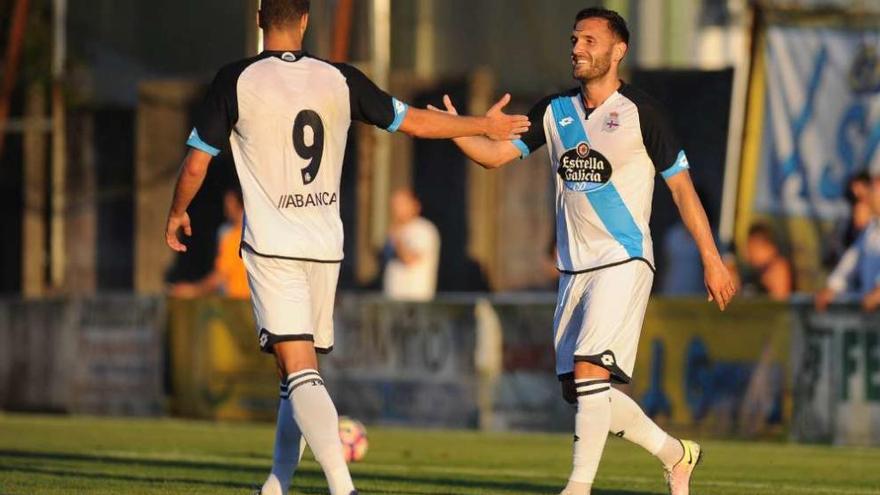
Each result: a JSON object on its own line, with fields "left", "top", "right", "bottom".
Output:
{"left": 574, "top": 7, "right": 630, "bottom": 44}
{"left": 748, "top": 222, "right": 777, "bottom": 246}
{"left": 259, "top": 0, "right": 310, "bottom": 30}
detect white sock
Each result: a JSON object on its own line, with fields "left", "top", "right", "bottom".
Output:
{"left": 609, "top": 387, "right": 683, "bottom": 469}
{"left": 562, "top": 479, "right": 591, "bottom": 495}
{"left": 568, "top": 379, "right": 612, "bottom": 486}
{"left": 261, "top": 382, "right": 304, "bottom": 495}
{"left": 287, "top": 369, "right": 354, "bottom": 495}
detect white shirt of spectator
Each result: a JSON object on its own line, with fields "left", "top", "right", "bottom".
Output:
{"left": 383, "top": 217, "right": 440, "bottom": 301}
{"left": 827, "top": 218, "right": 880, "bottom": 295}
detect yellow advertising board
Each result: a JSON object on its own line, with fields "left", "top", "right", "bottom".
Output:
{"left": 632, "top": 299, "right": 791, "bottom": 436}
{"left": 168, "top": 297, "right": 278, "bottom": 421}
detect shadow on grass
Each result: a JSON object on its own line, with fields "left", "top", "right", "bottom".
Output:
{"left": 0, "top": 449, "right": 660, "bottom": 495}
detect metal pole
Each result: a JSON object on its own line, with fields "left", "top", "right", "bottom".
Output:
{"left": 719, "top": 3, "right": 756, "bottom": 249}
{"left": 370, "top": 0, "right": 392, "bottom": 248}
{"left": 50, "top": 0, "right": 68, "bottom": 289}
{"left": 414, "top": 0, "right": 435, "bottom": 78}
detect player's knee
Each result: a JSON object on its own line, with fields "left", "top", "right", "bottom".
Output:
{"left": 274, "top": 340, "right": 319, "bottom": 375}
{"left": 561, "top": 378, "right": 577, "bottom": 404}
{"left": 574, "top": 360, "right": 611, "bottom": 380}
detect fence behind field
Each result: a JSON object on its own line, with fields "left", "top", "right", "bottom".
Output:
{"left": 1, "top": 294, "right": 878, "bottom": 444}
{"left": 0, "top": 296, "right": 164, "bottom": 415}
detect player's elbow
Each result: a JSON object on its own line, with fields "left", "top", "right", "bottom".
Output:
{"left": 181, "top": 150, "right": 212, "bottom": 177}
{"left": 182, "top": 160, "right": 208, "bottom": 179}
{"left": 476, "top": 157, "right": 508, "bottom": 170}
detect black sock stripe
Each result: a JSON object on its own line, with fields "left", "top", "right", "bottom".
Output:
{"left": 289, "top": 375, "right": 323, "bottom": 388}
{"left": 576, "top": 386, "right": 611, "bottom": 397}
{"left": 574, "top": 379, "right": 611, "bottom": 388}
{"left": 286, "top": 370, "right": 320, "bottom": 384}
{"left": 288, "top": 376, "right": 324, "bottom": 392}
{"left": 280, "top": 392, "right": 290, "bottom": 399}
{"left": 288, "top": 375, "right": 321, "bottom": 388}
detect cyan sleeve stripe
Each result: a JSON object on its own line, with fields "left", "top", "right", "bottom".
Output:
{"left": 661, "top": 150, "right": 689, "bottom": 180}
{"left": 386, "top": 98, "right": 408, "bottom": 133}
{"left": 512, "top": 139, "right": 530, "bottom": 158}
{"left": 186, "top": 128, "right": 221, "bottom": 157}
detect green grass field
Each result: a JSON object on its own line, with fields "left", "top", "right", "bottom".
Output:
{"left": 0, "top": 414, "right": 878, "bottom": 495}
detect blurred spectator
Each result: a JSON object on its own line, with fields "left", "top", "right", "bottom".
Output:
{"left": 382, "top": 188, "right": 440, "bottom": 301}
{"left": 826, "top": 171, "right": 874, "bottom": 269}
{"left": 742, "top": 222, "right": 792, "bottom": 301}
{"left": 816, "top": 174, "right": 880, "bottom": 312}
{"left": 844, "top": 171, "right": 873, "bottom": 248}
{"left": 661, "top": 220, "right": 705, "bottom": 295}
{"left": 170, "top": 188, "right": 250, "bottom": 299}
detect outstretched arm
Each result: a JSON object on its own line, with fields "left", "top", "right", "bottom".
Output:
{"left": 666, "top": 170, "right": 736, "bottom": 310}
{"left": 427, "top": 94, "right": 524, "bottom": 169}
{"left": 165, "top": 148, "right": 213, "bottom": 252}
{"left": 398, "top": 93, "right": 529, "bottom": 141}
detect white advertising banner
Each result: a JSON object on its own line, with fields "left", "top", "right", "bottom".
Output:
{"left": 756, "top": 26, "right": 880, "bottom": 219}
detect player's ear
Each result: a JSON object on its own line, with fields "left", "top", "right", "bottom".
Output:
{"left": 614, "top": 41, "right": 629, "bottom": 63}
{"left": 613, "top": 41, "right": 627, "bottom": 64}
{"left": 299, "top": 13, "right": 309, "bottom": 37}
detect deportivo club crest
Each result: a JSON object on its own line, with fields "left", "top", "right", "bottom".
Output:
{"left": 603, "top": 112, "right": 620, "bottom": 132}
{"left": 558, "top": 141, "right": 612, "bottom": 192}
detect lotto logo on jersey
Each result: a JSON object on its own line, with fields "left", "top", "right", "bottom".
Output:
{"left": 558, "top": 141, "right": 613, "bottom": 192}
{"left": 558, "top": 116, "right": 575, "bottom": 127}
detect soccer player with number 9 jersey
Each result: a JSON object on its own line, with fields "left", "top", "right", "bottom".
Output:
{"left": 163, "top": 1, "right": 530, "bottom": 494}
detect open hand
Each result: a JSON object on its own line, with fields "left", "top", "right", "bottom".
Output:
{"left": 429, "top": 93, "right": 529, "bottom": 141}
{"left": 814, "top": 288, "right": 835, "bottom": 312}
{"left": 427, "top": 94, "right": 460, "bottom": 115}
{"left": 705, "top": 257, "right": 737, "bottom": 311}
{"left": 861, "top": 288, "right": 880, "bottom": 312}
{"left": 165, "top": 211, "right": 192, "bottom": 252}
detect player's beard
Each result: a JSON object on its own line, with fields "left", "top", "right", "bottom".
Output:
{"left": 572, "top": 49, "right": 613, "bottom": 83}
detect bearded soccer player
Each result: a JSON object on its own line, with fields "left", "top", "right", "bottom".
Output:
{"left": 431, "top": 7, "right": 736, "bottom": 495}
{"left": 163, "top": 1, "right": 529, "bottom": 494}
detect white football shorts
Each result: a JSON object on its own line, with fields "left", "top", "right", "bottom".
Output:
{"left": 241, "top": 247, "right": 340, "bottom": 354}
{"left": 553, "top": 259, "right": 654, "bottom": 383}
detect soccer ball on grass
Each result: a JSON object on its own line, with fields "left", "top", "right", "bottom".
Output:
{"left": 338, "top": 416, "right": 368, "bottom": 463}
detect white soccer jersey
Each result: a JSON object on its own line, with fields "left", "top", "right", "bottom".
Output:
{"left": 186, "top": 50, "right": 408, "bottom": 262}
{"left": 513, "top": 83, "right": 689, "bottom": 274}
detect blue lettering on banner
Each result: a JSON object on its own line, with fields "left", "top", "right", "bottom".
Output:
{"left": 765, "top": 36, "right": 880, "bottom": 213}
{"left": 769, "top": 46, "right": 826, "bottom": 202}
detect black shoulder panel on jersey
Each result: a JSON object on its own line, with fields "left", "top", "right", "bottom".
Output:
{"left": 189, "top": 55, "right": 265, "bottom": 155}
{"left": 619, "top": 83, "right": 684, "bottom": 173}
{"left": 514, "top": 88, "right": 580, "bottom": 158}
{"left": 327, "top": 61, "right": 400, "bottom": 130}
{"left": 515, "top": 94, "right": 553, "bottom": 156}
